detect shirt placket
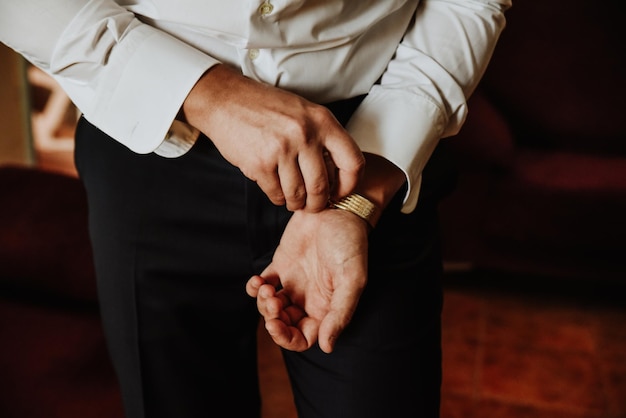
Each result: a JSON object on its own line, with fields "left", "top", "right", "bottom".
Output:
{"left": 247, "top": 0, "right": 274, "bottom": 61}
{"left": 242, "top": 0, "right": 279, "bottom": 83}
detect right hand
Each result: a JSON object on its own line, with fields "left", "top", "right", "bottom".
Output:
{"left": 182, "top": 64, "right": 365, "bottom": 212}
{"left": 245, "top": 207, "right": 370, "bottom": 353}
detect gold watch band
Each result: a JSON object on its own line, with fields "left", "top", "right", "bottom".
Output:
{"left": 329, "top": 193, "right": 379, "bottom": 228}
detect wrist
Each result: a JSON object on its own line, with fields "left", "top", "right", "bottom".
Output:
{"left": 181, "top": 64, "right": 242, "bottom": 131}
{"left": 348, "top": 153, "right": 407, "bottom": 227}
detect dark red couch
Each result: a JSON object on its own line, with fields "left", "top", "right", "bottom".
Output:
{"left": 438, "top": 0, "right": 626, "bottom": 282}
{"left": 0, "top": 166, "right": 123, "bottom": 418}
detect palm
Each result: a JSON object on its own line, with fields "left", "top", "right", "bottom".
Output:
{"left": 255, "top": 209, "right": 369, "bottom": 353}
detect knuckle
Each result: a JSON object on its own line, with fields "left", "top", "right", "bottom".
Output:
{"left": 250, "top": 154, "right": 276, "bottom": 174}
{"left": 312, "top": 102, "right": 336, "bottom": 119}
{"left": 346, "top": 153, "right": 366, "bottom": 174}
{"left": 285, "top": 189, "right": 306, "bottom": 210}
{"left": 281, "top": 117, "right": 309, "bottom": 144}
{"left": 286, "top": 187, "right": 307, "bottom": 202}
{"left": 309, "top": 104, "right": 331, "bottom": 121}
{"left": 307, "top": 178, "right": 329, "bottom": 197}
{"left": 239, "top": 166, "right": 257, "bottom": 182}
{"left": 268, "top": 190, "right": 286, "bottom": 205}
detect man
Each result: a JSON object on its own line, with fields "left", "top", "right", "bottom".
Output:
{"left": 0, "top": 1, "right": 511, "bottom": 416}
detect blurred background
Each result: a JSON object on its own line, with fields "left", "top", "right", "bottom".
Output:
{"left": 1, "top": 1, "right": 625, "bottom": 417}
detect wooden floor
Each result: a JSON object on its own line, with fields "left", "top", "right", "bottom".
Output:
{"left": 258, "top": 273, "right": 626, "bottom": 418}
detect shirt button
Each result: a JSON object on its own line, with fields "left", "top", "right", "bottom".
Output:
{"left": 258, "top": 1, "right": 274, "bottom": 16}
{"left": 248, "top": 49, "right": 260, "bottom": 60}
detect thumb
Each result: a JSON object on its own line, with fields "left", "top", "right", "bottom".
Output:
{"left": 317, "top": 281, "right": 364, "bottom": 353}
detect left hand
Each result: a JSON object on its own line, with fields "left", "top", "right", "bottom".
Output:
{"left": 246, "top": 208, "right": 369, "bottom": 353}
{"left": 181, "top": 65, "right": 365, "bottom": 212}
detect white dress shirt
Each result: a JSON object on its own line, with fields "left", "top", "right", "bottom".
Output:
{"left": 0, "top": 0, "right": 510, "bottom": 212}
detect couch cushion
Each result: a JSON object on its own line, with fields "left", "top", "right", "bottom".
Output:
{"left": 0, "top": 299, "right": 123, "bottom": 417}
{"left": 480, "top": 150, "right": 626, "bottom": 280}
{"left": 0, "top": 166, "right": 97, "bottom": 303}
{"left": 512, "top": 151, "right": 626, "bottom": 194}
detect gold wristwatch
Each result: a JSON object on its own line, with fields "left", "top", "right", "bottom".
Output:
{"left": 329, "top": 193, "right": 380, "bottom": 228}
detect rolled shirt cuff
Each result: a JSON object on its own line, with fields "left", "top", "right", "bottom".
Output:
{"left": 346, "top": 85, "right": 446, "bottom": 213}
{"left": 74, "top": 25, "right": 218, "bottom": 155}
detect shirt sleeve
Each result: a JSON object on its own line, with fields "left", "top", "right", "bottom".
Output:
{"left": 346, "top": 0, "right": 512, "bottom": 213}
{"left": 0, "top": 0, "right": 219, "bottom": 155}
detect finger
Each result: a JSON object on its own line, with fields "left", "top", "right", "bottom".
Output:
{"left": 298, "top": 147, "right": 330, "bottom": 212}
{"left": 259, "top": 264, "right": 282, "bottom": 288}
{"left": 255, "top": 172, "right": 286, "bottom": 206}
{"left": 323, "top": 130, "right": 364, "bottom": 198}
{"left": 317, "top": 309, "right": 350, "bottom": 354}
{"left": 265, "top": 316, "right": 319, "bottom": 352}
{"left": 245, "top": 275, "right": 265, "bottom": 297}
{"left": 256, "top": 284, "right": 295, "bottom": 324}
{"left": 283, "top": 304, "right": 307, "bottom": 326}
{"left": 256, "top": 284, "right": 284, "bottom": 319}
{"left": 277, "top": 157, "right": 306, "bottom": 211}
{"left": 245, "top": 272, "right": 281, "bottom": 298}
{"left": 317, "top": 277, "right": 365, "bottom": 353}
{"left": 324, "top": 149, "right": 338, "bottom": 197}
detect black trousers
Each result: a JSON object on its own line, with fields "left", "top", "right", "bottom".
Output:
{"left": 74, "top": 100, "right": 446, "bottom": 418}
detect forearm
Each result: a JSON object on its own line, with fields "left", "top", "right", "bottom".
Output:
{"left": 181, "top": 64, "right": 273, "bottom": 138}
{"left": 182, "top": 64, "right": 365, "bottom": 212}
